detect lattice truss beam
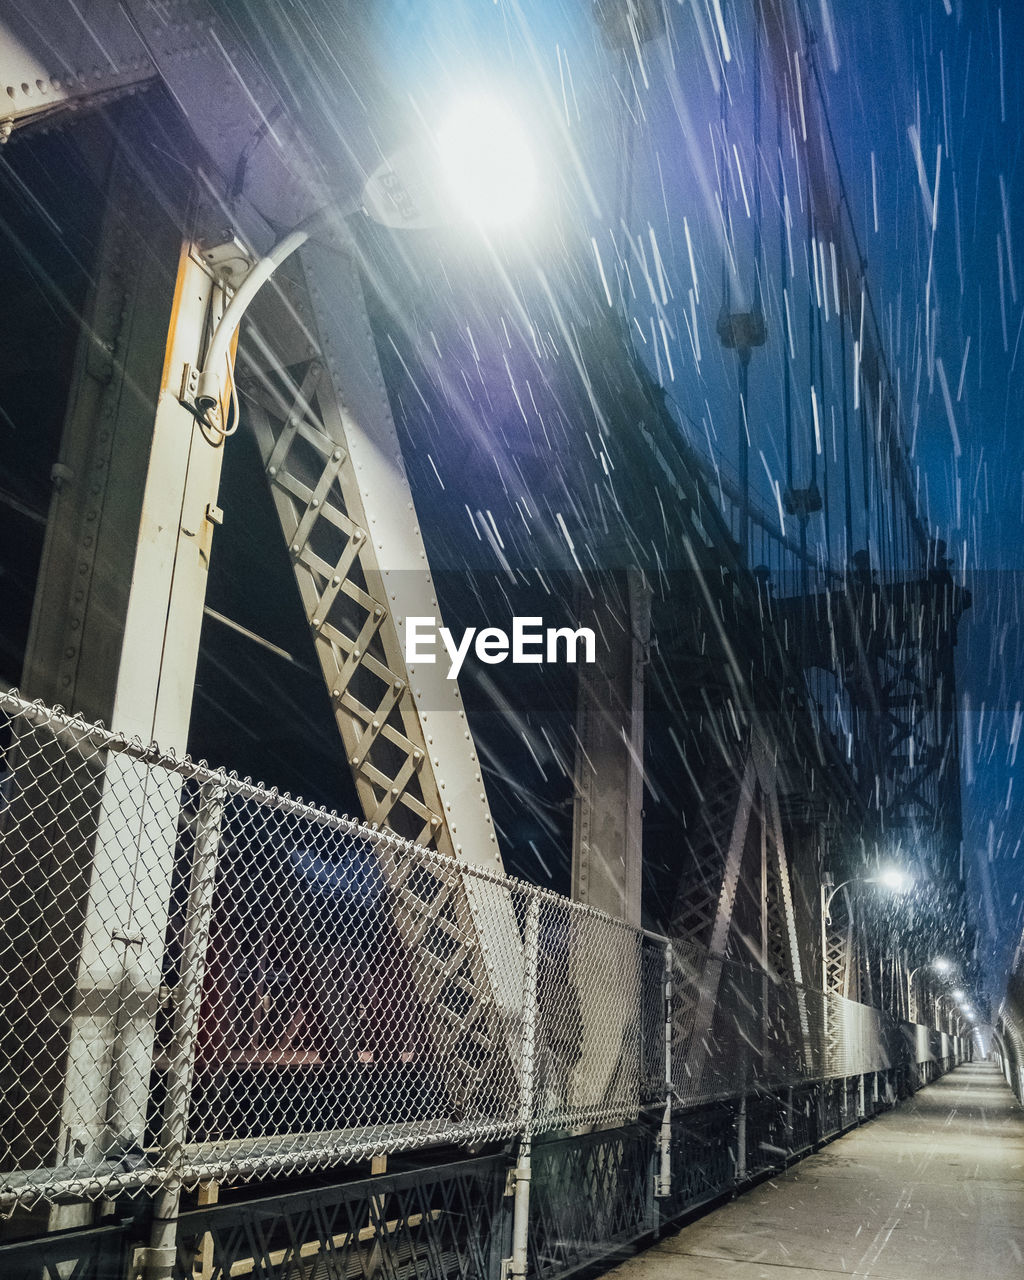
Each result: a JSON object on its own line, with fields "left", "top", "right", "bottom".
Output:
{"left": 247, "top": 350, "right": 435, "bottom": 844}
{"left": 236, "top": 245, "right": 495, "bottom": 862}
{"left": 670, "top": 740, "right": 808, "bottom": 1056}
{"left": 852, "top": 629, "right": 943, "bottom": 838}
{"left": 830, "top": 579, "right": 966, "bottom": 864}
{"left": 824, "top": 893, "right": 856, "bottom": 1000}
{"left": 781, "top": 573, "right": 967, "bottom": 885}
{"left": 821, "top": 889, "right": 863, "bottom": 1067}
{"left": 671, "top": 746, "right": 803, "bottom": 967}
{"left": 233, "top": 244, "right": 522, "bottom": 1100}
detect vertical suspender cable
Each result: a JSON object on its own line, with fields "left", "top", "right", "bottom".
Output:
{"left": 840, "top": 299, "right": 853, "bottom": 560}
{"left": 807, "top": 207, "right": 818, "bottom": 491}
{"left": 779, "top": 108, "right": 794, "bottom": 493}
{"left": 817, "top": 275, "right": 831, "bottom": 564}
{"left": 753, "top": 12, "right": 764, "bottom": 316}
{"left": 860, "top": 383, "right": 871, "bottom": 534}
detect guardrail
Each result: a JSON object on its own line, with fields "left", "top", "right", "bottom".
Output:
{"left": 0, "top": 688, "right": 966, "bottom": 1250}
{"left": 0, "top": 689, "right": 666, "bottom": 1210}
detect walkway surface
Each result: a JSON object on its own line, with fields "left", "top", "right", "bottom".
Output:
{"left": 607, "top": 1062, "right": 1024, "bottom": 1280}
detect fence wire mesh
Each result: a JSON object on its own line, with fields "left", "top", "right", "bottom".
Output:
{"left": 997, "top": 929, "right": 1024, "bottom": 1103}
{"left": 0, "top": 690, "right": 962, "bottom": 1210}
{"left": 0, "top": 692, "right": 657, "bottom": 1208}
{"left": 668, "top": 939, "right": 916, "bottom": 1105}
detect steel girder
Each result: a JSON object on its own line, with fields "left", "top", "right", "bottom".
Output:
{"left": 239, "top": 241, "right": 501, "bottom": 870}
{"left": 236, "top": 242, "right": 525, "bottom": 1096}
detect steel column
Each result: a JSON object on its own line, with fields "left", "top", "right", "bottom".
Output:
{"left": 507, "top": 896, "right": 540, "bottom": 1280}
{"left": 571, "top": 568, "right": 651, "bottom": 926}
{"left": 14, "top": 139, "right": 227, "bottom": 1227}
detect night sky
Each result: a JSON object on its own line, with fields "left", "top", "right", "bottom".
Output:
{"left": 828, "top": 2, "right": 1024, "bottom": 1000}
{"left": 368, "top": 0, "right": 1024, "bottom": 1001}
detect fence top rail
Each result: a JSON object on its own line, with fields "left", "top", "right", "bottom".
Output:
{"left": 0, "top": 687, "right": 644, "bottom": 937}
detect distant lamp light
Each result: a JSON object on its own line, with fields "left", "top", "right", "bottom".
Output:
{"left": 875, "top": 867, "right": 912, "bottom": 893}
{"left": 951, "top": 988, "right": 966, "bottom": 1001}
{"left": 436, "top": 95, "right": 538, "bottom": 227}
{"left": 933, "top": 957, "right": 953, "bottom": 974}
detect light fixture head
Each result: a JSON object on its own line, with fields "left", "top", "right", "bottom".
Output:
{"left": 933, "top": 957, "right": 953, "bottom": 974}
{"left": 951, "top": 988, "right": 965, "bottom": 1001}
{"left": 436, "top": 94, "right": 538, "bottom": 228}
{"left": 875, "top": 867, "right": 912, "bottom": 893}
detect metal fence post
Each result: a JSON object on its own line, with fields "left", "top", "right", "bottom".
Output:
{"left": 734, "top": 1093, "right": 747, "bottom": 1185}
{"left": 139, "top": 779, "right": 224, "bottom": 1280}
{"left": 506, "top": 894, "right": 541, "bottom": 1280}
{"left": 656, "top": 941, "right": 673, "bottom": 1200}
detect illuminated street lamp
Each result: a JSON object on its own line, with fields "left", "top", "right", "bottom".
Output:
{"left": 819, "top": 869, "right": 912, "bottom": 1018}
{"left": 907, "top": 957, "right": 956, "bottom": 1023}
{"left": 875, "top": 866, "right": 913, "bottom": 893}
{"left": 436, "top": 95, "right": 538, "bottom": 227}
{"left": 820, "top": 870, "right": 913, "bottom": 1015}
{"left": 822, "top": 868, "right": 913, "bottom": 923}
{"left": 194, "top": 97, "right": 539, "bottom": 416}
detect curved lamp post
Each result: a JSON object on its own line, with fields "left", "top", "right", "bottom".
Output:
{"left": 906, "top": 956, "right": 954, "bottom": 1024}
{"left": 820, "top": 868, "right": 913, "bottom": 1013}
{"left": 192, "top": 95, "right": 540, "bottom": 420}
{"left": 823, "top": 867, "right": 913, "bottom": 924}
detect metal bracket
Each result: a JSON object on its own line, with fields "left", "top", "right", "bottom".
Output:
{"left": 198, "top": 233, "right": 257, "bottom": 287}
{"left": 129, "top": 1243, "right": 176, "bottom": 1279}
{"left": 180, "top": 364, "right": 224, "bottom": 427}
{"left": 503, "top": 1165, "right": 518, "bottom": 1197}
{"left": 180, "top": 362, "right": 200, "bottom": 406}
{"left": 717, "top": 308, "right": 767, "bottom": 351}
{"left": 111, "top": 929, "right": 143, "bottom": 948}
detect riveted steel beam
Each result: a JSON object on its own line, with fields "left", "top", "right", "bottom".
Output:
{"left": 0, "top": 0, "right": 154, "bottom": 135}
{"left": 12, "top": 123, "right": 228, "bottom": 1226}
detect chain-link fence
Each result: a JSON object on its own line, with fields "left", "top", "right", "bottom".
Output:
{"left": 669, "top": 940, "right": 915, "bottom": 1105}
{"left": 996, "top": 929, "right": 1024, "bottom": 1104}
{"left": 0, "top": 690, "right": 661, "bottom": 1208}
{"left": 0, "top": 689, "right": 964, "bottom": 1213}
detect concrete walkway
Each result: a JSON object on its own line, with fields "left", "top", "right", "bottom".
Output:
{"left": 608, "top": 1062, "right": 1024, "bottom": 1280}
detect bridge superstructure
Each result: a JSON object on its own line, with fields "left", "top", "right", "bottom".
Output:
{"left": 0, "top": 2, "right": 980, "bottom": 1278}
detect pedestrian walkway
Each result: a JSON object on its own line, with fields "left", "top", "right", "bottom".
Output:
{"left": 606, "top": 1062, "right": 1024, "bottom": 1279}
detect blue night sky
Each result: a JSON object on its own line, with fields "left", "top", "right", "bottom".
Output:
{"left": 369, "top": 0, "right": 1024, "bottom": 1001}
{"left": 836, "top": 2, "right": 1024, "bottom": 997}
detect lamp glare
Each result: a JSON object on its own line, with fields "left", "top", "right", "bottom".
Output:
{"left": 437, "top": 96, "right": 538, "bottom": 227}
{"left": 877, "top": 867, "right": 912, "bottom": 893}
